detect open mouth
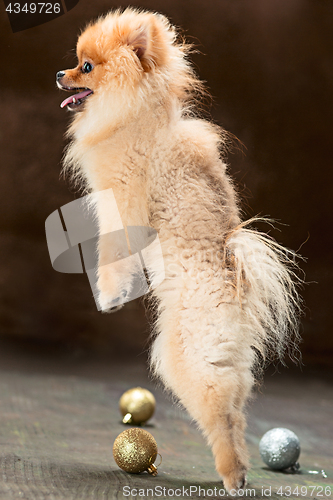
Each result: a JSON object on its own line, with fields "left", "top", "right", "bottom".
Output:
{"left": 60, "top": 87, "right": 93, "bottom": 110}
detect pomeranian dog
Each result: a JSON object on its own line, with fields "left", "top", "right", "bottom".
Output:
{"left": 56, "top": 8, "right": 300, "bottom": 491}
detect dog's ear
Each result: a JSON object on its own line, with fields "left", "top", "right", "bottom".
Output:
{"left": 128, "top": 25, "right": 149, "bottom": 63}
{"left": 127, "top": 16, "right": 171, "bottom": 72}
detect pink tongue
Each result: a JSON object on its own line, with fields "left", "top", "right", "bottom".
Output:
{"left": 60, "top": 89, "right": 93, "bottom": 108}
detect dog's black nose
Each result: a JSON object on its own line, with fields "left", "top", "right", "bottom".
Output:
{"left": 56, "top": 71, "right": 65, "bottom": 81}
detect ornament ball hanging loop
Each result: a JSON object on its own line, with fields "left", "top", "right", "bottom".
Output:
{"left": 122, "top": 413, "right": 132, "bottom": 424}
{"left": 147, "top": 463, "right": 158, "bottom": 476}
{"left": 147, "top": 453, "right": 162, "bottom": 476}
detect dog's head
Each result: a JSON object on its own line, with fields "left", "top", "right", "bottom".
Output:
{"left": 56, "top": 8, "right": 192, "bottom": 117}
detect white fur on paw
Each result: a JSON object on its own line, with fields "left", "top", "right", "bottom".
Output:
{"left": 98, "top": 289, "right": 128, "bottom": 313}
{"left": 223, "top": 472, "right": 247, "bottom": 493}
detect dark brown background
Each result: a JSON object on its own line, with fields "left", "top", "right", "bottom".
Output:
{"left": 0, "top": 0, "right": 332, "bottom": 367}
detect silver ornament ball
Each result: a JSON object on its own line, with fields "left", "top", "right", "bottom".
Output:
{"left": 259, "top": 428, "right": 300, "bottom": 470}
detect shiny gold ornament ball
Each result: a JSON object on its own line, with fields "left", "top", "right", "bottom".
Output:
{"left": 119, "top": 387, "right": 156, "bottom": 425}
{"left": 113, "top": 428, "right": 158, "bottom": 475}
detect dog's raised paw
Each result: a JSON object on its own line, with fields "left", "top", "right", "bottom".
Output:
{"left": 99, "top": 290, "right": 128, "bottom": 313}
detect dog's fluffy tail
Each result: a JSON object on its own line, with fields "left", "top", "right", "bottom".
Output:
{"left": 224, "top": 219, "right": 302, "bottom": 368}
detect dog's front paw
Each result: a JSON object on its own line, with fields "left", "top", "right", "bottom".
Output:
{"left": 99, "top": 289, "right": 128, "bottom": 313}
{"left": 97, "top": 264, "right": 133, "bottom": 313}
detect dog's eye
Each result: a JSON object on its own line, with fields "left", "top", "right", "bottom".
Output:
{"left": 82, "top": 62, "right": 93, "bottom": 74}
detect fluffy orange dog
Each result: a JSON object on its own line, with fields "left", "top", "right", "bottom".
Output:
{"left": 57, "top": 8, "right": 300, "bottom": 491}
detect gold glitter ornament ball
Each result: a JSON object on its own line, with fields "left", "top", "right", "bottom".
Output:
{"left": 113, "top": 428, "right": 158, "bottom": 475}
{"left": 119, "top": 387, "right": 156, "bottom": 425}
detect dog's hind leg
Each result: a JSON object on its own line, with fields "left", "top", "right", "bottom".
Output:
{"left": 206, "top": 370, "right": 253, "bottom": 491}
{"left": 150, "top": 278, "right": 255, "bottom": 492}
